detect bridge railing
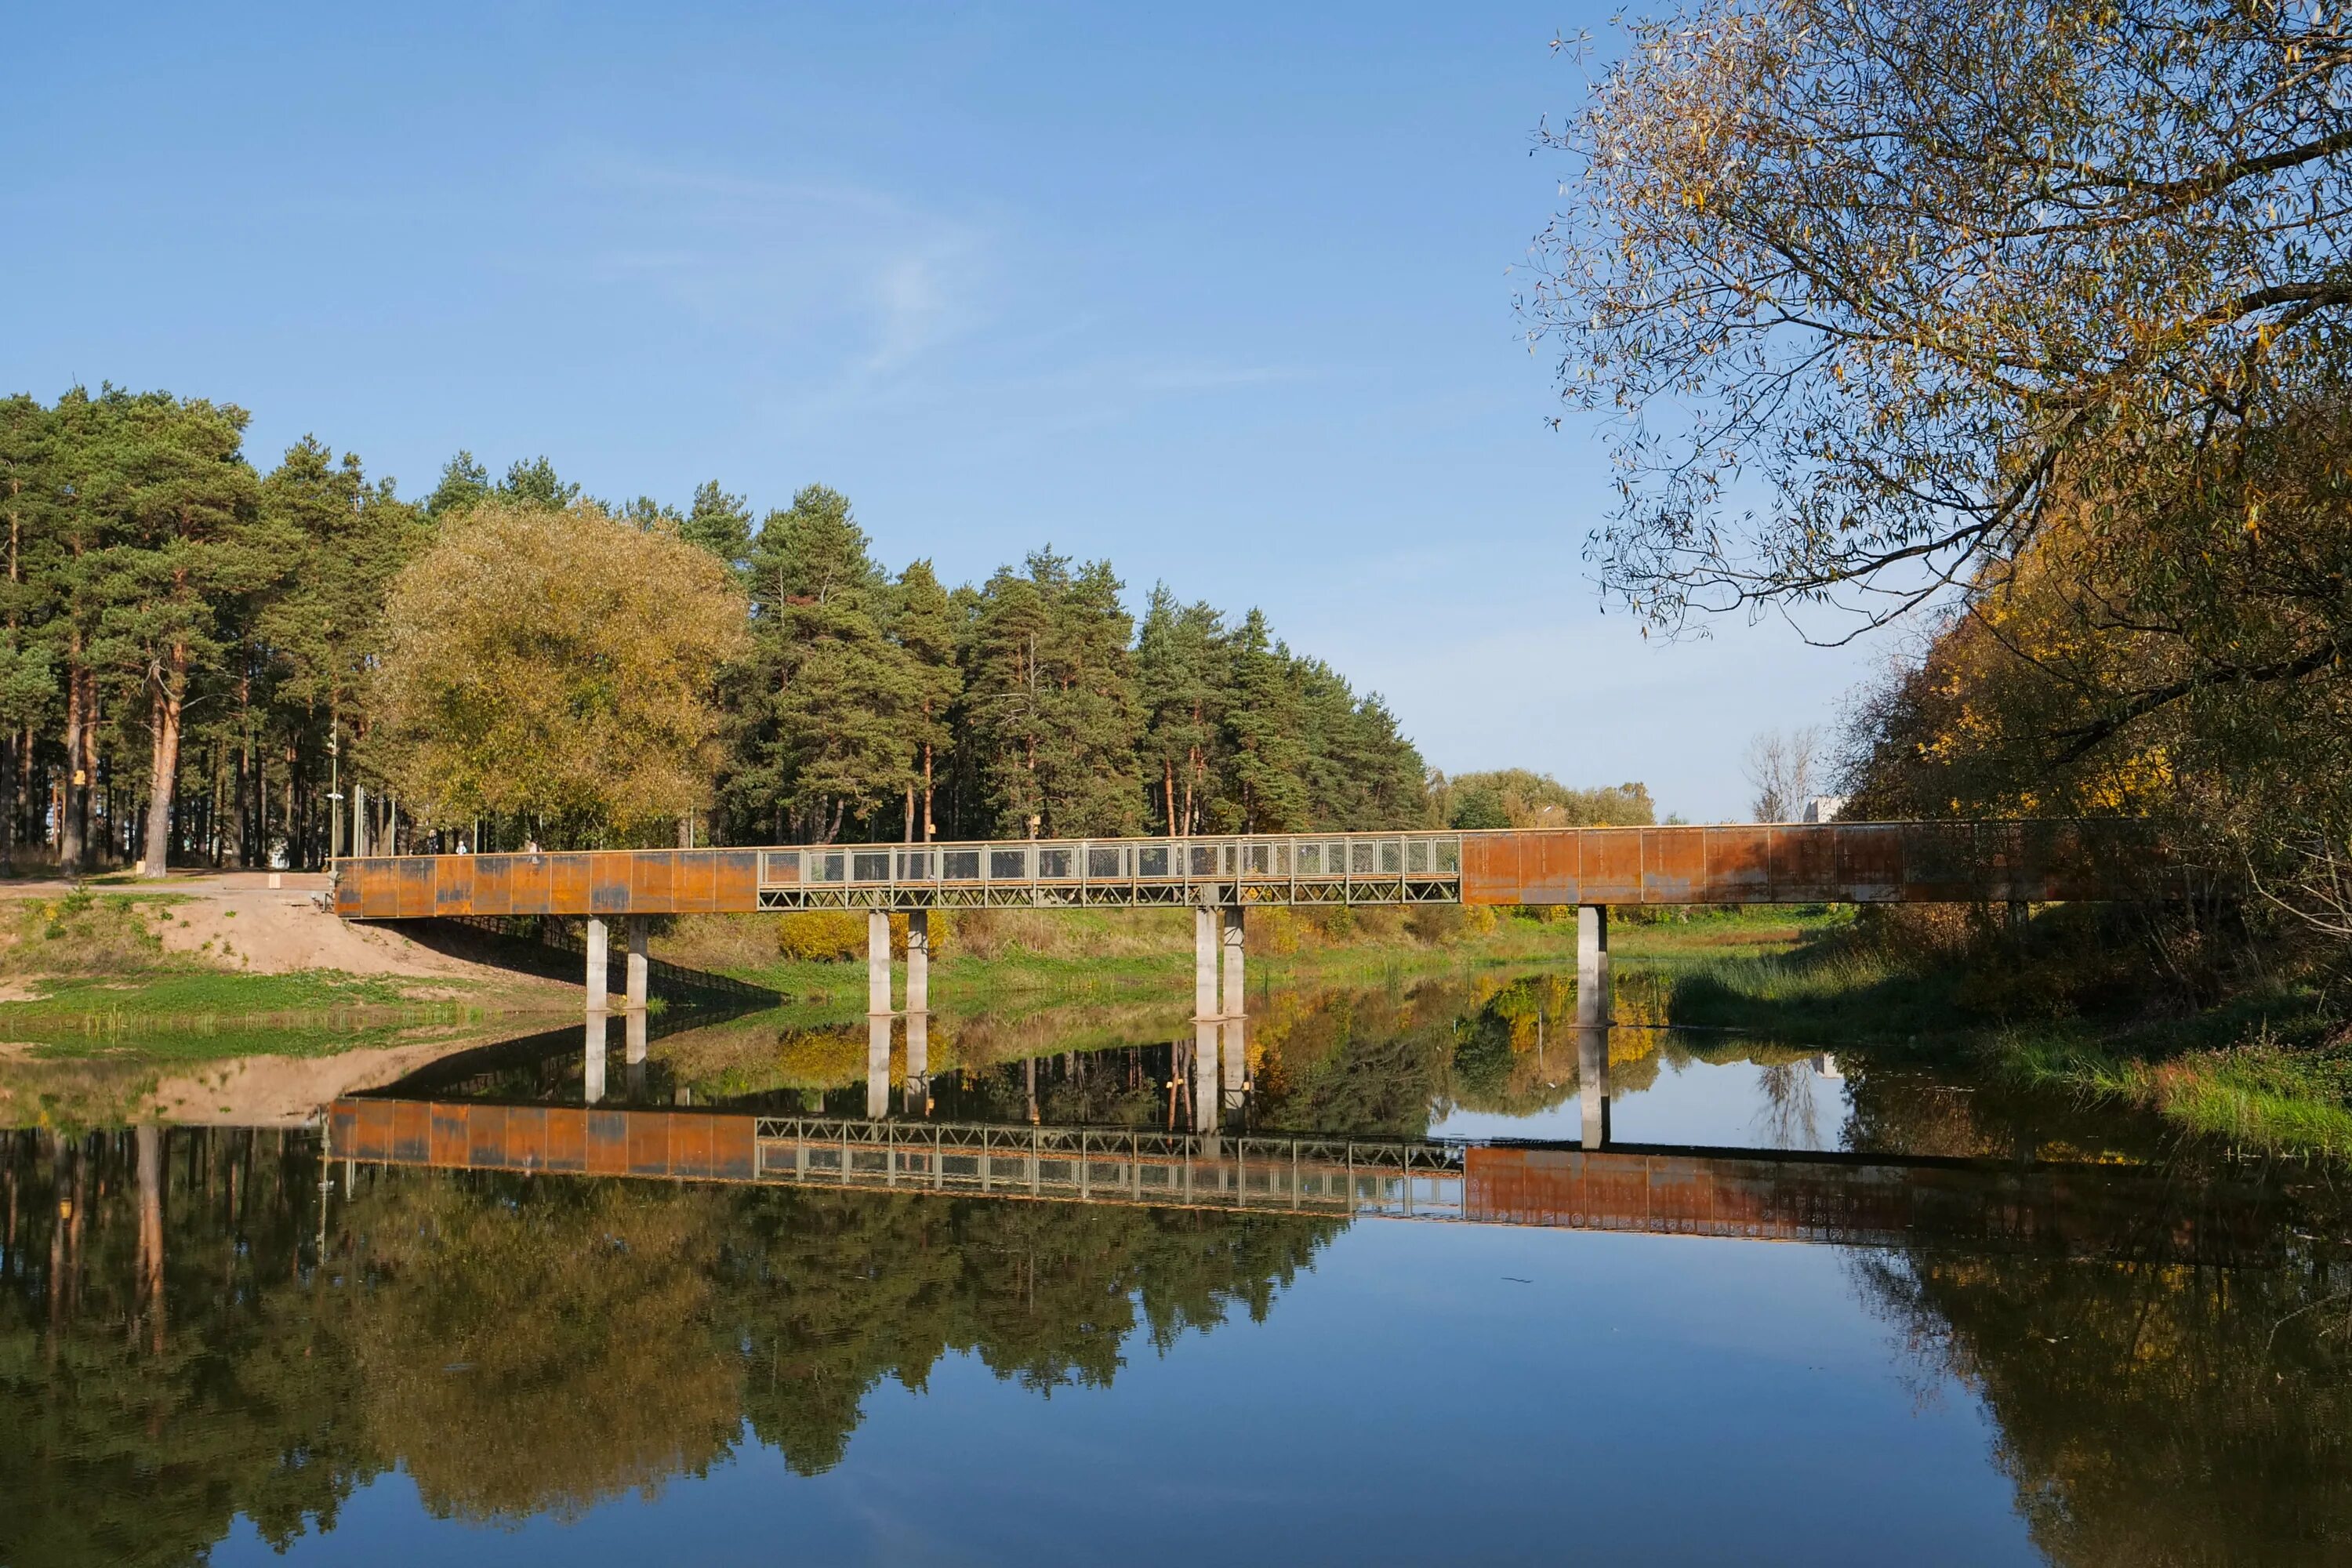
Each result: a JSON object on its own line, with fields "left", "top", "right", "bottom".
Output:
{"left": 755, "top": 831, "right": 1465, "bottom": 909}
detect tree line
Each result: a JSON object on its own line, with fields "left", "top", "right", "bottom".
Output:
{"left": 0, "top": 386, "right": 1433, "bottom": 873}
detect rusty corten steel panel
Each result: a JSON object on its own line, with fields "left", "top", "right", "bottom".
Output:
{"left": 1645, "top": 1157, "right": 1714, "bottom": 1232}
{"left": 394, "top": 858, "right": 435, "bottom": 918}
{"left": 1582, "top": 829, "right": 1644, "bottom": 903}
{"left": 333, "top": 874, "right": 361, "bottom": 916}
{"left": 467, "top": 855, "right": 511, "bottom": 916}
{"left": 589, "top": 852, "right": 634, "bottom": 914}
{"left": 347, "top": 1101, "right": 392, "bottom": 1162}
{"left": 678, "top": 850, "right": 719, "bottom": 913}
{"left": 358, "top": 861, "right": 397, "bottom": 920}
{"left": 392, "top": 1102, "right": 431, "bottom": 1163}
{"left": 434, "top": 855, "right": 476, "bottom": 914}
{"left": 713, "top": 849, "right": 760, "bottom": 912}
{"left": 1836, "top": 823, "right": 1907, "bottom": 901}
{"left": 1459, "top": 833, "right": 1522, "bottom": 906}
{"left": 466, "top": 1104, "right": 509, "bottom": 1168}
{"left": 506, "top": 1106, "right": 548, "bottom": 1170}
{"left": 670, "top": 1115, "right": 715, "bottom": 1179}
{"left": 1902, "top": 822, "right": 1982, "bottom": 902}
{"left": 1583, "top": 1151, "right": 1653, "bottom": 1229}
{"left": 586, "top": 1110, "right": 629, "bottom": 1175}
{"left": 1770, "top": 826, "right": 1838, "bottom": 901}
{"left": 710, "top": 1118, "right": 757, "bottom": 1181}
{"left": 547, "top": 854, "right": 593, "bottom": 915}
{"left": 633, "top": 851, "right": 677, "bottom": 913}
{"left": 429, "top": 1105, "right": 469, "bottom": 1167}
{"left": 545, "top": 1108, "right": 586, "bottom": 1173}
{"left": 1510, "top": 833, "right": 1578, "bottom": 904}
{"left": 512, "top": 855, "right": 553, "bottom": 916}
{"left": 1704, "top": 826, "right": 1773, "bottom": 901}
{"left": 626, "top": 1111, "right": 671, "bottom": 1176}
{"left": 1643, "top": 827, "right": 1706, "bottom": 902}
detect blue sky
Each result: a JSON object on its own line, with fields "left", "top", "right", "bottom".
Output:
{"left": 5, "top": 2, "right": 1884, "bottom": 821}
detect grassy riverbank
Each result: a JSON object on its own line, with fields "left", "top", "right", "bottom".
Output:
{"left": 1654, "top": 906, "right": 2352, "bottom": 1157}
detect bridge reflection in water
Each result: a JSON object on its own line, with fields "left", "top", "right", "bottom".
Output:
{"left": 331, "top": 1019, "right": 2293, "bottom": 1268}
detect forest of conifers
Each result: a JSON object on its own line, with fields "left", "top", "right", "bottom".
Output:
{"left": 0, "top": 385, "right": 1560, "bottom": 873}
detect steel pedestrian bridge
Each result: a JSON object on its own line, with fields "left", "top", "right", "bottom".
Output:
{"left": 333, "top": 819, "right": 2160, "bottom": 920}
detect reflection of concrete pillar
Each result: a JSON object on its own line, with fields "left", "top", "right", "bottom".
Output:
{"left": 1192, "top": 1022, "right": 1219, "bottom": 1134}
{"left": 905, "top": 1010, "right": 931, "bottom": 1116}
{"left": 867, "top": 1014, "right": 891, "bottom": 1119}
{"left": 1221, "top": 1014, "right": 1247, "bottom": 1118}
{"left": 1194, "top": 906, "right": 1218, "bottom": 1021}
{"left": 906, "top": 910, "right": 929, "bottom": 1014}
{"left": 1576, "top": 905, "right": 1610, "bottom": 1027}
{"left": 586, "top": 916, "right": 609, "bottom": 1014}
{"left": 868, "top": 910, "right": 892, "bottom": 1016}
{"left": 1577, "top": 1025, "right": 1610, "bottom": 1148}
{"left": 1220, "top": 907, "right": 1246, "bottom": 1018}
{"left": 626, "top": 917, "right": 649, "bottom": 1011}
{"left": 626, "top": 1009, "right": 649, "bottom": 1097}
{"left": 584, "top": 1014, "right": 607, "bottom": 1105}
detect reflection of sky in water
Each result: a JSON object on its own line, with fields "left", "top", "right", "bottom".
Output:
{"left": 1431, "top": 1042, "right": 1849, "bottom": 1152}
{"left": 210, "top": 1212, "right": 2036, "bottom": 1568}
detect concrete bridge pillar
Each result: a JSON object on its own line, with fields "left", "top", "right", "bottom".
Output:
{"left": 626, "top": 1008, "right": 648, "bottom": 1098}
{"left": 868, "top": 910, "right": 892, "bottom": 1016}
{"left": 625, "top": 917, "right": 649, "bottom": 1011}
{"left": 1576, "top": 905, "right": 1611, "bottom": 1028}
{"left": 1220, "top": 907, "right": 1246, "bottom": 1019}
{"left": 1194, "top": 905, "right": 1219, "bottom": 1021}
{"left": 867, "top": 1014, "right": 891, "bottom": 1119}
{"left": 1578, "top": 1025, "right": 1610, "bottom": 1148}
{"left": 906, "top": 910, "right": 929, "bottom": 1014}
{"left": 586, "top": 916, "right": 610, "bottom": 1014}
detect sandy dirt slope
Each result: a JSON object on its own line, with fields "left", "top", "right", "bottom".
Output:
{"left": 2, "top": 869, "right": 573, "bottom": 992}
{"left": 148, "top": 1030, "right": 515, "bottom": 1125}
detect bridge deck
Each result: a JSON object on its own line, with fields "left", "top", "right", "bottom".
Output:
{"left": 332, "top": 820, "right": 2155, "bottom": 920}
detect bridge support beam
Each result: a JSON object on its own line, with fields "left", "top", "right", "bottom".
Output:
{"left": 1578, "top": 1025, "right": 1610, "bottom": 1148}
{"left": 906, "top": 1009, "right": 930, "bottom": 1116}
{"left": 626, "top": 1008, "right": 648, "bottom": 1098}
{"left": 1576, "top": 905, "right": 1610, "bottom": 1028}
{"left": 1220, "top": 907, "right": 1246, "bottom": 1018}
{"left": 868, "top": 910, "right": 892, "bottom": 1016}
{"left": 625, "top": 917, "right": 649, "bottom": 1011}
{"left": 586, "top": 916, "right": 610, "bottom": 1014}
{"left": 1194, "top": 905, "right": 1218, "bottom": 1021}
{"left": 906, "top": 910, "right": 929, "bottom": 1014}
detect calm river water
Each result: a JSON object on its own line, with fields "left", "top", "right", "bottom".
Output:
{"left": 4, "top": 970, "right": 2347, "bottom": 1566}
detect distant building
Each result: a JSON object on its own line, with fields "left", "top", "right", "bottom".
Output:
{"left": 1802, "top": 795, "right": 1847, "bottom": 823}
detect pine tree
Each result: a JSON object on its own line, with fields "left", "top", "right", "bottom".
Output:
{"left": 422, "top": 451, "right": 490, "bottom": 519}
{"left": 894, "top": 560, "right": 962, "bottom": 840}
{"left": 681, "top": 481, "right": 753, "bottom": 571}
{"left": 726, "top": 486, "right": 916, "bottom": 842}
{"left": 1134, "top": 586, "right": 1224, "bottom": 833}
{"left": 1216, "top": 608, "right": 1311, "bottom": 832}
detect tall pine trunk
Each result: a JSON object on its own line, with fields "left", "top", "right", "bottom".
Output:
{"left": 60, "top": 650, "right": 90, "bottom": 875}
{"left": 922, "top": 741, "right": 935, "bottom": 841}
{"left": 142, "top": 648, "right": 187, "bottom": 880}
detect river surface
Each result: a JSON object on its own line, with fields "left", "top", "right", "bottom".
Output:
{"left": 5, "top": 968, "right": 2349, "bottom": 1566}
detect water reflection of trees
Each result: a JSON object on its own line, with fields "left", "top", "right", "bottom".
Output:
{"left": 0, "top": 1127, "right": 1339, "bottom": 1557}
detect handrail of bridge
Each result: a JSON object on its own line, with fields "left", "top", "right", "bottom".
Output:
{"left": 753, "top": 830, "right": 1463, "bottom": 909}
